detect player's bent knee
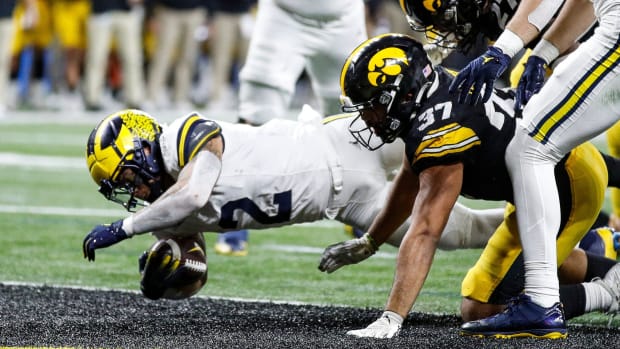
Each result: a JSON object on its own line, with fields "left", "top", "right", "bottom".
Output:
{"left": 460, "top": 297, "right": 504, "bottom": 322}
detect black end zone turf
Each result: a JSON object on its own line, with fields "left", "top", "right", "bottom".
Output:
{"left": 0, "top": 284, "right": 617, "bottom": 348}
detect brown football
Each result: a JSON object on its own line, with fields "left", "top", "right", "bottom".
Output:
{"left": 140, "top": 233, "right": 208, "bottom": 300}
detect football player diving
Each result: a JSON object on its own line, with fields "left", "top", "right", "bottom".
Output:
{"left": 83, "top": 106, "right": 517, "bottom": 297}
{"left": 318, "top": 33, "right": 620, "bottom": 339}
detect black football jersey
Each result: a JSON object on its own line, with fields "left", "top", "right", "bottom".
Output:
{"left": 478, "top": 0, "right": 519, "bottom": 41}
{"left": 402, "top": 66, "right": 517, "bottom": 201}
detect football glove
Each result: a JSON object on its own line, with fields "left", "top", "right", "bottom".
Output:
{"left": 515, "top": 55, "right": 548, "bottom": 111}
{"left": 82, "top": 219, "right": 128, "bottom": 261}
{"left": 347, "top": 311, "right": 403, "bottom": 338}
{"left": 318, "top": 233, "right": 378, "bottom": 273}
{"left": 449, "top": 46, "right": 511, "bottom": 105}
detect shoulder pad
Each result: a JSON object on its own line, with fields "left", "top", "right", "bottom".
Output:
{"left": 176, "top": 113, "right": 222, "bottom": 168}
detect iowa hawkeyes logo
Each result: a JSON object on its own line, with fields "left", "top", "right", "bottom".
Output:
{"left": 423, "top": 0, "right": 442, "bottom": 12}
{"left": 367, "top": 47, "right": 409, "bottom": 87}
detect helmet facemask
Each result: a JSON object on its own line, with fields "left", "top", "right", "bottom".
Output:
{"left": 343, "top": 75, "right": 406, "bottom": 150}
{"left": 401, "top": 0, "right": 484, "bottom": 51}
{"left": 99, "top": 138, "right": 164, "bottom": 212}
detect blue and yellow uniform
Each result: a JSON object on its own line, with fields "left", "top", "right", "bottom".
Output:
{"left": 402, "top": 66, "right": 607, "bottom": 304}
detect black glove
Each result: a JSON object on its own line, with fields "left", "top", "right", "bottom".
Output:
{"left": 449, "top": 46, "right": 511, "bottom": 105}
{"left": 515, "top": 55, "right": 548, "bottom": 111}
{"left": 82, "top": 220, "right": 128, "bottom": 261}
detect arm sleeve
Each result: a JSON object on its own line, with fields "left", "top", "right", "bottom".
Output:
{"left": 123, "top": 150, "right": 222, "bottom": 235}
{"left": 527, "top": 0, "right": 565, "bottom": 30}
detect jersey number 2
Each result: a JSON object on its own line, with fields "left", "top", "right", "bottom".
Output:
{"left": 219, "top": 190, "right": 292, "bottom": 229}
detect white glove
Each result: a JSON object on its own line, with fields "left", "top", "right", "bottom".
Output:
{"left": 318, "top": 233, "right": 378, "bottom": 273}
{"left": 347, "top": 311, "right": 403, "bottom": 338}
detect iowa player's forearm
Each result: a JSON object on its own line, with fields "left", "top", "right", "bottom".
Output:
{"left": 367, "top": 160, "right": 418, "bottom": 246}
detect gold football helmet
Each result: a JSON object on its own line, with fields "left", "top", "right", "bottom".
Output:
{"left": 86, "top": 109, "right": 164, "bottom": 211}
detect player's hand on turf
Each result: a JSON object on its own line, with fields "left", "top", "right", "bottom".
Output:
{"left": 347, "top": 311, "right": 403, "bottom": 338}
{"left": 449, "top": 46, "right": 511, "bottom": 105}
{"left": 82, "top": 220, "right": 128, "bottom": 261}
{"left": 318, "top": 233, "right": 378, "bottom": 273}
{"left": 515, "top": 55, "right": 548, "bottom": 111}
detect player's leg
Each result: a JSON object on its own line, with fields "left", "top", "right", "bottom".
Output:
{"left": 462, "top": 249, "right": 620, "bottom": 322}
{"left": 215, "top": 230, "right": 249, "bottom": 257}
{"left": 504, "top": 24, "right": 620, "bottom": 312}
{"left": 237, "top": 0, "right": 306, "bottom": 124}
{"left": 462, "top": 143, "right": 607, "bottom": 338}
{"left": 304, "top": 0, "right": 366, "bottom": 116}
{"left": 83, "top": 13, "right": 112, "bottom": 109}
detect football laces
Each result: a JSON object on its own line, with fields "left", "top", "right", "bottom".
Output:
{"left": 185, "top": 259, "right": 207, "bottom": 273}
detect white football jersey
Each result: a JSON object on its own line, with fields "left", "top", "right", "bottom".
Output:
{"left": 157, "top": 113, "right": 400, "bottom": 236}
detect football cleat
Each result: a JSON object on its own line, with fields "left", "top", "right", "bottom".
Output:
{"left": 214, "top": 230, "right": 248, "bottom": 257}
{"left": 593, "top": 263, "right": 620, "bottom": 315}
{"left": 344, "top": 225, "right": 365, "bottom": 239}
{"left": 460, "top": 294, "right": 567, "bottom": 339}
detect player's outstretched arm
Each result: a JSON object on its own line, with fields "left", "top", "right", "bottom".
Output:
{"left": 349, "top": 162, "right": 464, "bottom": 338}
{"left": 83, "top": 137, "right": 224, "bottom": 261}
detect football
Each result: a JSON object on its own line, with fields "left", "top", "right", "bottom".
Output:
{"left": 140, "top": 233, "right": 208, "bottom": 300}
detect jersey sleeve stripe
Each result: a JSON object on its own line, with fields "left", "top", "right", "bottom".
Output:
{"left": 529, "top": 37, "right": 620, "bottom": 144}
{"left": 177, "top": 114, "right": 203, "bottom": 167}
{"left": 187, "top": 127, "right": 221, "bottom": 164}
{"left": 415, "top": 123, "right": 481, "bottom": 160}
{"left": 177, "top": 114, "right": 222, "bottom": 168}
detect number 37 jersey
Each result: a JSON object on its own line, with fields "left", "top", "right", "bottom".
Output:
{"left": 403, "top": 66, "right": 518, "bottom": 202}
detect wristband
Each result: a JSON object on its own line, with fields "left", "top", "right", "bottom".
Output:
{"left": 363, "top": 233, "right": 379, "bottom": 251}
{"left": 493, "top": 29, "right": 525, "bottom": 58}
{"left": 531, "top": 39, "right": 560, "bottom": 65}
{"left": 382, "top": 310, "right": 404, "bottom": 325}
{"left": 122, "top": 216, "right": 135, "bottom": 237}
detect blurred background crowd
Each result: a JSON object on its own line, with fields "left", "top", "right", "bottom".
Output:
{"left": 0, "top": 0, "right": 454, "bottom": 118}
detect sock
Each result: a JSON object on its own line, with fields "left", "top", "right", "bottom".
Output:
{"left": 585, "top": 252, "right": 617, "bottom": 281}
{"left": 583, "top": 282, "right": 613, "bottom": 313}
{"left": 525, "top": 260, "right": 560, "bottom": 307}
{"left": 218, "top": 230, "right": 249, "bottom": 244}
{"left": 560, "top": 284, "right": 586, "bottom": 320}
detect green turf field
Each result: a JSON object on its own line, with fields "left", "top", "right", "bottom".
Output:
{"left": 0, "top": 115, "right": 616, "bottom": 327}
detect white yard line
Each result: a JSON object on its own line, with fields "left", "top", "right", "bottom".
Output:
{"left": 0, "top": 152, "right": 84, "bottom": 169}
{"left": 0, "top": 204, "right": 124, "bottom": 217}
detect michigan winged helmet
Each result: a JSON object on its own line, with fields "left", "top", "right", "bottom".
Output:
{"left": 86, "top": 109, "right": 164, "bottom": 211}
